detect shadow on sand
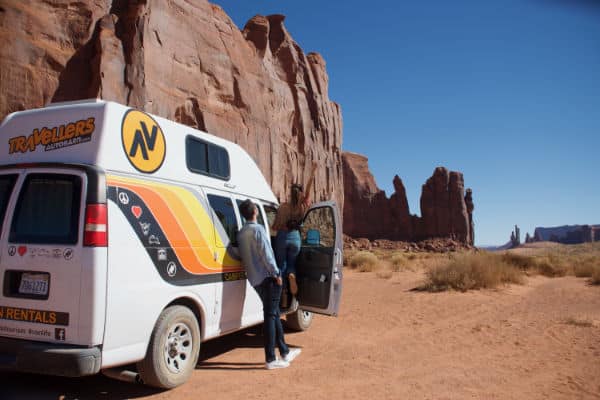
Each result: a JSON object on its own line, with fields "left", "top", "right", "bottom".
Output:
{"left": 1, "top": 324, "right": 302, "bottom": 399}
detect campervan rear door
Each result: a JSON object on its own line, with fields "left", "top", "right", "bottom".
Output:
{"left": 0, "top": 167, "right": 90, "bottom": 345}
{"left": 296, "top": 201, "right": 343, "bottom": 316}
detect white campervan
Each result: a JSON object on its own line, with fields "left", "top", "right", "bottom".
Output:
{"left": 0, "top": 100, "right": 343, "bottom": 388}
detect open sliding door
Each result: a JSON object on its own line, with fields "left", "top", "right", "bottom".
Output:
{"left": 295, "top": 201, "right": 343, "bottom": 316}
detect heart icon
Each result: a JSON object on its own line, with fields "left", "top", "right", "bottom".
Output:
{"left": 18, "top": 246, "right": 27, "bottom": 256}
{"left": 131, "top": 206, "right": 142, "bottom": 219}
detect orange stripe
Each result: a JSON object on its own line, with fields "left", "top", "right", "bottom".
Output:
{"left": 146, "top": 183, "right": 241, "bottom": 272}
{"left": 108, "top": 177, "right": 243, "bottom": 274}
{"left": 150, "top": 186, "right": 220, "bottom": 268}
{"left": 112, "top": 181, "right": 212, "bottom": 274}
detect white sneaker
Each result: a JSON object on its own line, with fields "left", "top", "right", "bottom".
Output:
{"left": 282, "top": 348, "right": 301, "bottom": 363}
{"left": 265, "top": 359, "right": 290, "bottom": 370}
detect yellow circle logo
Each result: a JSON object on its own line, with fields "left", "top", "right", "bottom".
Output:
{"left": 121, "top": 110, "right": 166, "bottom": 173}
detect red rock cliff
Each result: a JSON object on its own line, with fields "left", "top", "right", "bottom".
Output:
{"left": 342, "top": 152, "right": 394, "bottom": 239}
{"left": 0, "top": 1, "right": 343, "bottom": 205}
{"left": 343, "top": 152, "right": 474, "bottom": 244}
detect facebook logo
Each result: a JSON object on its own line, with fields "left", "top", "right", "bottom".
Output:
{"left": 55, "top": 328, "right": 66, "bottom": 341}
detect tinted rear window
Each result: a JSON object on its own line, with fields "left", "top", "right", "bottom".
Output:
{"left": 0, "top": 174, "right": 18, "bottom": 230}
{"left": 10, "top": 174, "right": 82, "bottom": 244}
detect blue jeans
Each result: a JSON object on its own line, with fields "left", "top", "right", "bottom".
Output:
{"left": 255, "top": 278, "right": 289, "bottom": 363}
{"left": 275, "top": 230, "right": 301, "bottom": 276}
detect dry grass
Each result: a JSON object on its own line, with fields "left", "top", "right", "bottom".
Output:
{"left": 500, "top": 253, "right": 538, "bottom": 271}
{"left": 573, "top": 256, "right": 600, "bottom": 277}
{"left": 419, "top": 252, "right": 524, "bottom": 292}
{"left": 348, "top": 251, "right": 380, "bottom": 272}
{"left": 502, "top": 243, "right": 600, "bottom": 279}
{"left": 389, "top": 253, "right": 412, "bottom": 272}
{"left": 344, "top": 241, "right": 600, "bottom": 286}
{"left": 500, "top": 250, "right": 569, "bottom": 277}
{"left": 535, "top": 254, "right": 570, "bottom": 277}
{"left": 343, "top": 249, "right": 357, "bottom": 267}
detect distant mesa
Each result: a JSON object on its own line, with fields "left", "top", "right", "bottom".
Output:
{"left": 526, "top": 225, "right": 600, "bottom": 245}
{"left": 342, "top": 152, "right": 474, "bottom": 245}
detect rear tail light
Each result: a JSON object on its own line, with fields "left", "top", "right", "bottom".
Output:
{"left": 84, "top": 204, "right": 108, "bottom": 247}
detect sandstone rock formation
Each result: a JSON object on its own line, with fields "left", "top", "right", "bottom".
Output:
{"left": 0, "top": 0, "right": 343, "bottom": 205}
{"left": 343, "top": 152, "right": 474, "bottom": 245}
{"left": 510, "top": 225, "right": 521, "bottom": 248}
{"left": 420, "top": 167, "right": 472, "bottom": 244}
{"left": 342, "top": 152, "right": 398, "bottom": 239}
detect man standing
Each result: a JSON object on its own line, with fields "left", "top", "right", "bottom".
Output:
{"left": 237, "top": 199, "right": 301, "bottom": 370}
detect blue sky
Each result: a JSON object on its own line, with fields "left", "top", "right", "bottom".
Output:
{"left": 212, "top": 0, "right": 600, "bottom": 246}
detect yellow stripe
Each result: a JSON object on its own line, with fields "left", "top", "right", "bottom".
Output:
{"left": 107, "top": 175, "right": 241, "bottom": 272}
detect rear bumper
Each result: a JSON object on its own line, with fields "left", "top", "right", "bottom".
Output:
{"left": 0, "top": 336, "right": 101, "bottom": 377}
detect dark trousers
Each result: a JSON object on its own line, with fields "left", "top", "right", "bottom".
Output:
{"left": 255, "top": 277, "right": 289, "bottom": 363}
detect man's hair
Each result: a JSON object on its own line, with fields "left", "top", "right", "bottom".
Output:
{"left": 239, "top": 199, "right": 257, "bottom": 220}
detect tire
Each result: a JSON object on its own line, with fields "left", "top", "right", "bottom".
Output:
{"left": 137, "top": 305, "right": 200, "bottom": 389}
{"left": 285, "top": 309, "right": 313, "bottom": 332}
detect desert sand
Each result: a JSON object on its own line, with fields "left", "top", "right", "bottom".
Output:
{"left": 2, "top": 269, "right": 600, "bottom": 400}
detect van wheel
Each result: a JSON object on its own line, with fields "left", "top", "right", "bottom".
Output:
{"left": 285, "top": 309, "right": 313, "bottom": 332}
{"left": 137, "top": 305, "right": 200, "bottom": 389}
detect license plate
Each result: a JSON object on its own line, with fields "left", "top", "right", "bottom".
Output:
{"left": 19, "top": 273, "right": 49, "bottom": 296}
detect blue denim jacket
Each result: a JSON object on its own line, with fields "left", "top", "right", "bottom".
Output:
{"left": 237, "top": 222, "right": 280, "bottom": 287}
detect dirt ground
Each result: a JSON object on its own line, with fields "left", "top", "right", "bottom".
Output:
{"left": 3, "top": 269, "right": 600, "bottom": 400}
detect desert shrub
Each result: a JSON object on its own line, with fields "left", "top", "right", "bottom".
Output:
{"left": 418, "top": 252, "right": 436, "bottom": 260}
{"left": 406, "top": 253, "right": 420, "bottom": 261}
{"left": 573, "top": 256, "right": 600, "bottom": 278}
{"left": 390, "top": 253, "right": 410, "bottom": 272}
{"left": 349, "top": 251, "right": 380, "bottom": 272}
{"left": 343, "top": 250, "right": 356, "bottom": 267}
{"left": 536, "top": 254, "right": 569, "bottom": 277}
{"left": 501, "top": 253, "right": 538, "bottom": 271}
{"left": 420, "top": 252, "right": 524, "bottom": 292}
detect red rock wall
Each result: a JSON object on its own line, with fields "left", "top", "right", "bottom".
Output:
{"left": 0, "top": 0, "right": 343, "bottom": 206}
{"left": 342, "top": 152, "right": 394, "bottom": 239}
{"left": 342, "top": 152, "right": 474, "bottom": 244}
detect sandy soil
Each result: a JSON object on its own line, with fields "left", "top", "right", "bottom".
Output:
{"left": 3, "top": 270, "right": 600, "bottom": 400}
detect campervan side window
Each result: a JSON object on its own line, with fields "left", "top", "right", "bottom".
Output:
{"left": 186, "top": 136, "right": 230, "bottom": 180}
{"left": 207, "top": 194, "right": 239, "bottom": 246}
